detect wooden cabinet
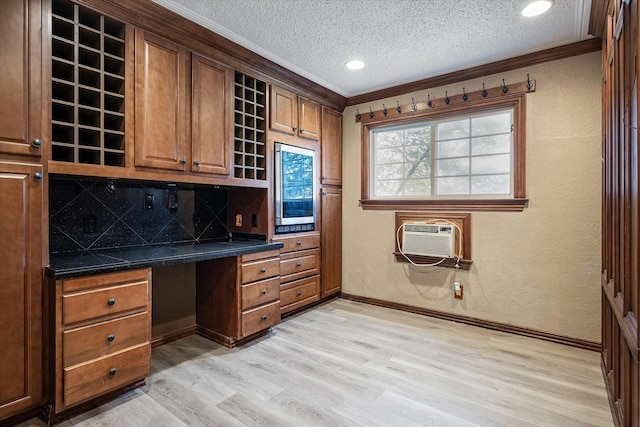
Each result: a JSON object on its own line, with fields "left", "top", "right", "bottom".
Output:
{"left": 321, "top": 188, "right": 342, "bottom": 297}
{"left": 0, "top": 0, "right": 43, "bottom": 158}
{"left": 134, "top": 29, "right": 188, "bottom": 171}
{"left": 270, "top": 85, "right": 320, "bottom": 140}
{"left": 320, "top": 107, "right": 342, "bottom": 186}
{"left": 196, "top": 250, "right": 280, "bottom": 347}
{"left": 48, "top": 269, "right": 151, "bottom": 416}
{"left": 0, "top": 161, "right": 44, "bottom": 421}
{"left": 191, "top": 53, "right": 233, "bottom": 176}
{"left": 273, "top": 233, "right": 321, "bottom": 314}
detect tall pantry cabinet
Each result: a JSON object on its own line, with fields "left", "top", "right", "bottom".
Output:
{"left": 0, "top": 0, "right": 46, "bottom": 422}
{"left": 592, "top": 0, "right": 640, "bottom": 425}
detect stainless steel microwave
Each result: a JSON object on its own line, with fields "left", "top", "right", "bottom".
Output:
{"left": 274, "top": 142, "right": 317, "bottom": 234}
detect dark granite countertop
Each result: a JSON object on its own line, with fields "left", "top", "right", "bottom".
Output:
{"left": 47, "top": 240, "right": 283, "bottom": 279}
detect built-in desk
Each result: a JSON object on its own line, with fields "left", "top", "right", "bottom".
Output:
{"left": 45, "top": 239, "right": 282, "bottom": 422}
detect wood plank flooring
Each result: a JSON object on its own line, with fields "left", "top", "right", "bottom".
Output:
{"left": 18, "top": 299, "right": 612, "bottom": 426}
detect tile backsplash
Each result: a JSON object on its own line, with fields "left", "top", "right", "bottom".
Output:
{"left": 49, "top": 176, "right": 229, "bottom": 254}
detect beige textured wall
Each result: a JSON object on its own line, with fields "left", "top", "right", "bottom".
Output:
{"left": 342, "top": 52, "right": 602, "bottom": 342}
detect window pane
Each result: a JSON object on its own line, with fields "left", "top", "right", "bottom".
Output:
{"left": 436, "top": 176, "right": 469, "bottom": 195}
{"left": 405, "top": 161, "right": 430, "bottom": 178}
{"left": 471, "top": 112, "right": 511, "bottom": 136}
{"left": 436, "top": 138, "right": 469, "bottom": 158}
{"left": 436, "top": 158, "right": 469, "bottom": 176}
{"left": 472, "top": 134, "right": 511, "bottom": 155}
{"left": 404, "top": 179, "right": 430, "bottom": 195}
{"left": 405, "top": 144, "right": 430, "bottom": 162}
{"left": 376, "top": 147, "right": 404, "bottom": 164}
{"left": 376, "top": 163, "right": 404, "bottom": 180}
{"left": 376, "top": 180, "right": 402, "bottom": 196}
{"left": 437, "top": 119, "right": 469, "bottom": 140}
{"left": 471, "top": 154, "right": 510, "bottom": 174}
{"left": 471, "top": 174, "right": 511, "bottom": 194}
{"left": 375, "top": 130, "right": 405, "bottom": 148}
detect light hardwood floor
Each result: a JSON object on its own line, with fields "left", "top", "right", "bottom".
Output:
{"left": 19, "top": 299, "right": 612, "bottom": 426}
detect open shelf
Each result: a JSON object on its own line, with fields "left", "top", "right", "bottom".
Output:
{"left": 233, "top": 72, "right": 267, "bottom": 180}
{"left": 51, "top": 0, "right": 126, "bottom": 167}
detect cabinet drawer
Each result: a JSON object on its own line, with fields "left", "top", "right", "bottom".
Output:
{"left": 272, "top": 233, "right": 319, "bottom": 253}
{"left": 280, "top": 249, "right": 319, "bottom": 278}
{"left": 62, "top": 281, "right": 149, "bottom": 325}
{"left": 280, "top": 275, "right": 320, "bottom": 309}
{"left": 241, "top": 301, "right": 280, "bottom": 337}
{"left": 62, "top": 269, "right": 150, "bottom": 293}
{"left": 63, "top": 343, "right": 150, "bottom": 407}
{"left": 63, "top": 312, "right": 149, "bottom": 367}
{"left": 241, "top": 257, "right": 280, "bottom": 284}
{"left": 242, "top": 277, "right": 280, "bottom": 310}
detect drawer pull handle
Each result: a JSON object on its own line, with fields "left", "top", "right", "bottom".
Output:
{"left": 261, "top": 289, "right": 267, "bottom": 295}
{"left": 106, "top": 334, "right": 115, "bottom": 342}
{"left": 107, "top": 298, "right": 116, "bottom": 306}
{"left": 262, "top": 315, "right": 268, "bottom": 321}
{"left": 109, "top": 368, "right": 117, "bottom": 377}
{"left": 296, "top": 291, "right": 302, "bottom": 296}
{"left": 296, "top": 262, "right": 302, "bottom": 267}
{"left": 297, "top": 241, "right": 302, "bottom": 246}
{"left": 260, "top": 268, "right": 267, "bottom": 273}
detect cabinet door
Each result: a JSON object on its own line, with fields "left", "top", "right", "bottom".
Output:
{"left": 0, "top": 161, "right": 43, "bottom": 419}
{"left": 270, "top": 85, "right": 297, "bottom": 135}
{"left": 191, "top": 53, "right": 232, "bottom": 176}
{"left": 134, "top": 29, "right": 187, "bottom": 171}
{"left": 320, "top": 107, "right": 342, "bottom": 186}
{"left": 0, "top": 0, "right": 42, "bottom": 157}
{"left": 321, "top": 188, "right": 342, "bottom": 297}
{"left": 298, "top": 97, "right": 320, "bottom": 141}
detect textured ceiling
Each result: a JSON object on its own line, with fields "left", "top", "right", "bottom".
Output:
{"left": 152, "top": 0, "right": 593, "bottom": 97}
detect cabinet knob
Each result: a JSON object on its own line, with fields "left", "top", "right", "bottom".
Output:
{"left": 261, "top": 289, "right": 267, "bottom": 295}
{"left": 297, "top": 241, "right": 302, "bottom": 246}
{"left": 180, "top": 158, "right": 187, "bottom": 165}
{"left": 33, "top": 172, "right": 43, "bottom": 181}
{"left": 107, "top": 298, "right": 116, "bottom": 306}
{"left": 300, "top": 128, "right": 305, "bottom": 133}
{"left": 109, "top": 368, "right": 117, "bottom": 377}
{"left": 292, "top": 126, "right": 297, "bottom": 132}
{"left": 107, "top": 334, "right": 115, "bottom": 342}
{"left": 194, "top": 160, "right": 200, "bottom": 166}
{"left": 262, "top": 315, "right": 268, "bottom": 321}
{"left": 31, "top": 138, "right": 42, "bottom": 147}
{"left": 296, "top": 262, "right": 302, "bottom": 267}
{"left": 260, "top": 267, "right": 267, "bottom": 273}
{"left": 296, "top": 291, "right": 302, "bottom": 296}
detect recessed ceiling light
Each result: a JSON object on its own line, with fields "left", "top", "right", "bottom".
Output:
{"left": 346, "top": 60, "right": 365, "bottom": 70}
{"left": 521, "top": 0, "right": 553, "bottom": 17}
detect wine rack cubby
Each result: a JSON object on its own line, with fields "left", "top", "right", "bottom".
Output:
{"left": 51, "top": 0, "right": 126, "bottom": 167}
{"left": 233, "top": 72, "right": 266, "bottom": 180}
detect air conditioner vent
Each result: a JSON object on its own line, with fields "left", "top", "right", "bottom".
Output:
{"left": 401, "top": 222, "right": 455, "bottom": 258}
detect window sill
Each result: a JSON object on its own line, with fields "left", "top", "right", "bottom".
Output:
{"left": 361, "top": 198, "right": 528, "bottom": 211}
{"left": 393, "top": 253, "right": 473, "bottom": 270}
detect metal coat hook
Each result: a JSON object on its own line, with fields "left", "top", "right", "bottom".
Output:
{"left": 411, "top": 98, "right": 417, "bottom": 111}
{"left": 526, "top": 74, "right": 533, "bottom": 90}
{"left": 427, "top": 94, "right": 433, "bottom": 108}
{"left": 502, "top": 79, "right": 508, "bottom": 94}
{"left": 356, "top": 109, "right": 361, "bottom": 120}
{"left": 382, "top": 104, "right": 388, "bottom": 116}
{"left": 445, "top": 91, "right": 450, "bottom": 105}
{"left": 369, "top": 107, "right": 374, "bottom": 118}
{"left": 462, "top": 87, "right": 468, "bottom": 101}
{"left": 482, "top": 83, "right": 488, "bottom": 98}
{"left": 396, "top": 101, "right": 402, "bottom": 113}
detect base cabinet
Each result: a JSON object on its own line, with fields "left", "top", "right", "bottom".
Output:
{"left": 196, "top": 250, "right": 281, "bottom": 347}
{"left": 0, "top": 162, "right": 44, "bottom": 422}
{"left": 48, "top": 269, "right": 151, "bottom": 417}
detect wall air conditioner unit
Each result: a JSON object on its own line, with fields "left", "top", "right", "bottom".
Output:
{"left": 401, "top": 222, "right": 456, "bottom": 258}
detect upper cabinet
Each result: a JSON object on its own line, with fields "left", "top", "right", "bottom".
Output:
{"left": 134, "top": 29, "right": 187, "bottom": 171}
{"left": 0, "top": 0, "right": 43, "bottom": 157}
{"left": 320, "top": 106, "right": 342, "bottom": 186}
{"left": 191, "top": 53, "right": 233, "bottom": 176}
{"left": 270, "top": 85, "right": 321, "bottom": 141}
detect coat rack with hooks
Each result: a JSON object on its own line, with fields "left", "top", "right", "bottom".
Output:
{"left": 355, "top": 76, "right": 536, "bottom": 124}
